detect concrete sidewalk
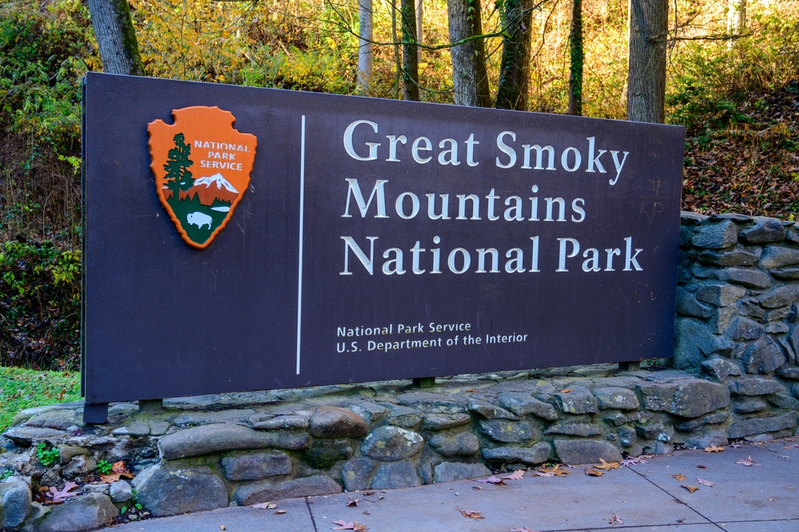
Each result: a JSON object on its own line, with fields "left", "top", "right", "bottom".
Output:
{"left": 112, "top": 439, "right": 799, "bottom": 532}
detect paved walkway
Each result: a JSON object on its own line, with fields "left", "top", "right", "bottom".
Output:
{"left": 113, "top": 438, "right": 798, "bottom": 532}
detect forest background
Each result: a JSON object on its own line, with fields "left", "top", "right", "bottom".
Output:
{"left": 1, "top": 0, "right": 798, "bottom": 375}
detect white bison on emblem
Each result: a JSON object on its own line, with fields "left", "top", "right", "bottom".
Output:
{"left": 187, "top": 211, "right": 213, "bottom": 230}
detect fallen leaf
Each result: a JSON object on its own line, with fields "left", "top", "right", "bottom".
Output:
{"left": 696, "top": 477, "right": 715, "bottom": 487}
{"left": 697, "top": 465, "right": 707, "bottom": 469}
{"left": 673, "top": 474, "right": 687, "bottom": 482}
{"left": 595, "top": 458, "right": 620, "bottom": 471}
{"left": 560, "top": 389, "right": 574, "bottom": 393}
{"left": 465, "top": 389, "right": 479, "bottom": 393}
{"left": 362, "top": 491, "right": 376, "bottom": 496}
{"left": 784, "top": 444, "right": 799, "bottom": 449}
{"left": 472, "top": 486, "right": 483, "bottom": 491}
{"left": 221, "top": 526, "right": 226, "bottom": 531}
{"left": 475, "top": 476, "right": 506, "bottom": 485}
{"left": 45, "top": 482, "right": 79, "bottom": 504}
{"left": 682, "top": 485, "right": 700, "bottom": 493}
{"left": 704, "top": 446, "right": 725, "bottom": 453}
{"left": 99, "top": 460, "right": 134, "bottom": 483}
{"left": 346, "top": 498, "right": 360, "bottom": 507}
{"left": 457, "top": 507, "right": 484, "bottom": 520}
{"left": 503, "top": 470, "right": 525, "bottom": 481}
{"left": 274, "top": 510, "right": 286, "bottom": 515}
{"left": 585, "top": 467, "right": 604, "bottom": 477}
{"left": 620, "top": 456, "right": 647, "bottom": 466}
{"left": 736, "top": 455, "right": 762, "bottom": 467}
{"left": 251, "top": 502, "right": 277, "bottom": 509}
{"left": 605, "top": 513, "right": 623, "bottom": 525}
{"left": 535, "top": 464, "right": 570, "bottom": 477}
{"left": 332, "top": 520, "right": 368, "bottom": 531}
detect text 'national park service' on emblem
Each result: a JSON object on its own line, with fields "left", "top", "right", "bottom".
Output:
{"left": 148, "top": 106, "right": 257, "bottom": 249}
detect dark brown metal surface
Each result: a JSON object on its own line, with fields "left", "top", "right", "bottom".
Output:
{"left": 82, "top": 72, "right": 683, "bottom": 405}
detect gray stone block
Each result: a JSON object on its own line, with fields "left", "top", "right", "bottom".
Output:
{"left": 361, "top": 426, "right": 424, "bottom": 461}
{"left": 777, "top": 366, "right": 799, "bottom": 380}
{"left": 739, "top": 218, "right": 786, "bottom": 245}
{"left": 234, "top": 475, "right": 341, "bottom": 506}
{"left": 467, "top": 399, "right": 518, "bottom": 420}
{"left": 428, "top": 432, "right": 480, "bottom": 457}
{"left": 698, "top": 249, "right": 759, "bottom": 267}
{"left": 477, "top": 420, "right": 537, "bottom": 444}
{"left": 701, "top": 358, "right": 742, "bottom": 381}
{"left": 696, "top": 267, "right": 771, "bottom": 289}
{"left": 733, "top": 399, "right": 768, "bottom": 414}
{"left": 481, "top": 442, "right": 551, "bottom": 465}
{"left": 109, "top": 480, "right": 132, "bottom": 503}
{"left": 341, "top": 458, "right": 375, "bottom": 492}
{"left": 728, "top": 412, "right": 797, "bottom": 439}
{"left": 309, "top": 406, "right": 368, "bottom": 439}
{"left": 639, "top": 380, "right": 730, "bottom": 419}
{"left": 673, "top": 319, "right": 714, "bottom": 370}
{"left": 158, "top": 424, "right": 307, "bottom": 460}
{"left": 395, "top": 392, "right": 466, "bottom": 414}
{"left": 691, "top": 221, "right": 738, "bottom": 249}
{"left": 758, "top": 246, "right": 799, "bottom": 269}
{"left": 768, "top": 393, "right": 799, "bottom": 410}
{"left": 221, "top": 451, "right": 292, "bottom": 481}
{"left": 728, "top": 378, "right": 786, "bottom": 396}
{"left": 1, "top": 478, "right": 31, "bottom": 529}
{"left": 545, "top": 422, "right": 603, "bottom": 437}
{"left": 432, "top": 462, "right": 491, "bottom": 483}
{"left": 497, "top": 393, "right": 558, "bottom": 420}
{"left": 553, "top": 440, "right": 622, "bottom": 465}
{"left": 617, "top": 427, "right": 636, "bottom": 448}
{"left": 684, "top": 430, "right": 729, "bottom": 449}
{"left": 676, "top": 411, "right": 730, "bottom": 432}
{"left": 742, "top": 336, "right": 786, "bottom": 374}
{"left": 635, "top": 422, "right": 674, "bottom": 442}
{"left": 3, "top": 426, "right": 68, "bottom": 446}
{"left": 604, "top": 413, "right": 628, "bottom": 427}
{"left": 421, "top": 413, "right": 471, "bottom": 431}
{"left": 552, "top": 387, "right": 597, "bottom": 414}
{"left": 38, "top": 493, "right": 118, "bottom": 532}
{"left": 370, "top": 460, "right": 420, "bottom": 489}
{"left": 695, "top": 283, "right": 747, "bottom": 307}
{"left": 771, "top": 267, "right": 799, "bottom": 281}
{"left": 759, "top": 285, "right": 799, "bottom": 309}
{"left": 739, "top": 299, "right": 767, "bottom": 321}
{"left": 133, "top": 465, "right": 228, "bottom": 517}
{"left": 252, "top": 415, "right": 310, "bottom": 430}
{"left": 173, "top": 409, "right": 256, "bottom": 425}
{"left": 303, "top": 439, "right": 355, "bottom": 469}
{"left": 676, "top": 288, "right": 712, "bottom": 319}
{"left": 593, "top": 387, "right": 640, "bottom": 410}
{"left": 58, "top": 445, "right": 90, "bottom": 465}
{"left": 725, "top": 317, "right": 764, "bottom": 341}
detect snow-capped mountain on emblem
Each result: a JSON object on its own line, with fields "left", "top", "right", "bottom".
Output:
{"left": 147, "top": 106, "right": 257, "bottom": 249}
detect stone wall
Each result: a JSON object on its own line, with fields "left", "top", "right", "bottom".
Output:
{"left": 0, "top": 211, "right": 798, "bottom": 530}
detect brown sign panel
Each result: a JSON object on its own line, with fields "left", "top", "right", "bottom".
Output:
{"left": 82, "top": 73, "right": 683, "bottom": 410}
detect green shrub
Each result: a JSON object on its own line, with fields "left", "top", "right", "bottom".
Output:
{"left": 0, "top": 240, "right": 80, "bottom": 370}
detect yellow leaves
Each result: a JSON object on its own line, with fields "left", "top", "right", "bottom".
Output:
{"left": 704, "top": 446, "right": 725, "bottom": 453}
{"left": 585, "top": 467, "right": 604, "bottom": 476}
{"left": 99, "top": 461, "right": 134, "bottom": 484}
{"left": 682, "top": 485, "right": 700, "bottom": 493}
{"left": 535, "top": 464, "right": 570, "bottom": 477}
{"left": 672, "top": 473, "right": 687, "bottom": 482}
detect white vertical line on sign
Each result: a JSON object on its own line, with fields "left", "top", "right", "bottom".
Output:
{"left": 296, "top": 115, "right": 306, "bottom": 375}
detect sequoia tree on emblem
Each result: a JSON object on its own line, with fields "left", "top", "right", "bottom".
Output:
{"left": 148, "top": 106, "right": 257, "bottom": 248}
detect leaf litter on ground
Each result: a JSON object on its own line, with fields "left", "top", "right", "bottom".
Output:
{"left": 672, "top": 473, "right": 687, "bottom": 482}
{"left": 736, "top": 455, "right": 762, "bottom": 467}
{"left": 704, "top": 446, "right": 725, "bottom": 453}
{"left": 99, "top": 460, "right": 134, "bottom": 483}
{"left": 332, "top": 520, "right": 367, "bottom": 531}
{"left": 696, "top": 477, "right": 715, "bottom": 487}
{"left": 534, "top": 464, "right": 570, "bottom": 477}
{"left": 594, "top": 458, "right": 620, "bottom": 471}
{"left": 44, "top": 481, "right": 79, "bottom": 504}
{"left": 682, "top": 485, "right": 700, "bottom": 493}
{"left": 457, "top": 507, "right": 484, "bottom": 519}
{"left": 605, "top": 513, "right": 623, "bottom": 525}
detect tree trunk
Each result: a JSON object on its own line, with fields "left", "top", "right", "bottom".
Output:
{"left": 357, "top": 0, "right": 373, "bottom": 94}
{"left": 416, "top": 0, "right": 423, "bottom": 44}
{"left": 87, "top": 0, "right": 144, "bottom": 76}
{"left": 567, "top": 0, "right": 583, "bottom": 115}
{"left": 495, "top": 0, "right": 535, "bottom": 110}
{"left": 627, "top": 0, "right": 668, "bottom": 123}
{"left": 447, "top": 0, "right": 491, "bottom": 107}
{"left": 727, "top": 0, "right": 746, "bottom": 36}
{"left": 401, "top": 0, "right": 420, "bottom": 100}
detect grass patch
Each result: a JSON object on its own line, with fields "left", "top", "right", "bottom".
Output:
{"left": 0, "top": 366, "right": 80, "bottom": 431}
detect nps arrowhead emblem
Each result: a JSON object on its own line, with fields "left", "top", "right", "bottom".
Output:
{"left": 148, "top": 106, "right": 257, "bottom": 249}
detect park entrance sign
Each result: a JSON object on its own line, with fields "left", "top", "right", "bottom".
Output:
{"left": 82, "top": 72, "right": 684, "bottom": 421}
